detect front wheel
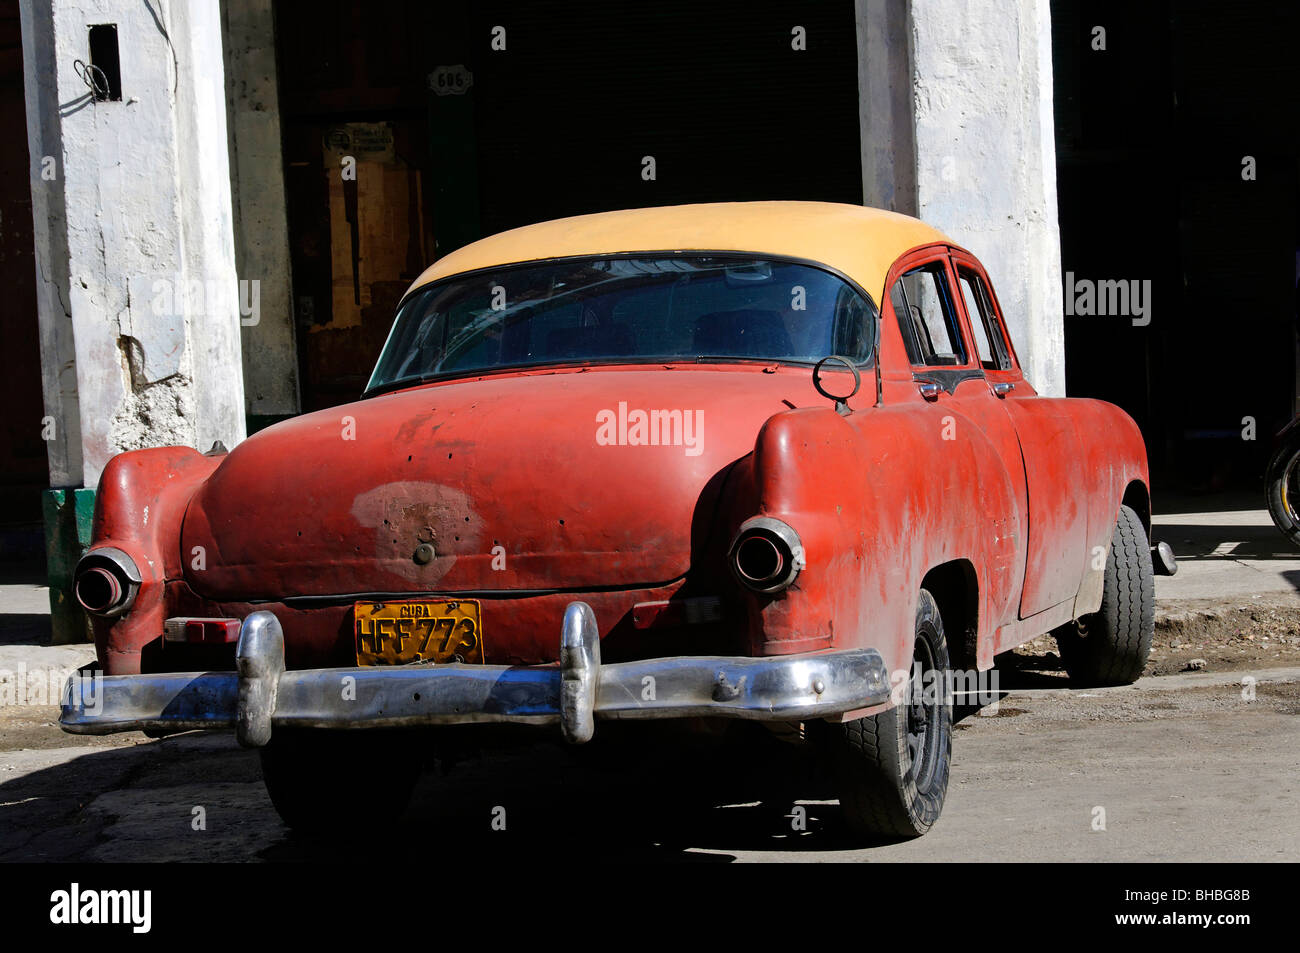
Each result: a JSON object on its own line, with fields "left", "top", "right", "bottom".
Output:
{"left": 813, "top": 588, "right": 952, "bottom": 839}
{"left": 1056, "top": 503, "right": 1154, "bottom": 686}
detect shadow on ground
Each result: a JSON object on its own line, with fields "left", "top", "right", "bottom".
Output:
{"left": 5, "top": 704, "right": 1037, "bottom": 862}
{"left": 0, "top": 614, "right": 53, "bottom": 646}
{"left": 0, "top": 720, "right": 896, "bottom": 862}
{"left": 1155, "top": 525, "right": 1300, "bottom": 562}
{"left": 1152, "top": 490, "right": 1270, "bottom": 516}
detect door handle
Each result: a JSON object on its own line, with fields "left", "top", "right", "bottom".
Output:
{"left": 991, "top": 381, "right": 1015, "bottom": 397}
{"left": 918, "top": 381, "right": 941, "bottom": 401}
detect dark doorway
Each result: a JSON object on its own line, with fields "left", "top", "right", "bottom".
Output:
{"left": 0, "top": 0, "right": 51, "bottom": 541}
{"left": 1052, "top": 0, "right": 1300, "bottom": 493}
{"left": 273, "top": 0, "right": 863, "bottom": 411}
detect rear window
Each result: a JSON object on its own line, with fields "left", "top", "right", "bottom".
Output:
{"left": 366, "top": 254, "right": 878, "bottom": 393}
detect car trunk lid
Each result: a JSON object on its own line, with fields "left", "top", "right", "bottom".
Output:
{"left": 181, "top": 365, "right": 814, "bottom": 601}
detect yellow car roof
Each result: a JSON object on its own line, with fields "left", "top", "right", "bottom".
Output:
{"left": 407, "top": 201, "right": 951, "bottom": 301}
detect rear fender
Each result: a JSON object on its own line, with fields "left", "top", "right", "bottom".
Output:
{"left": 742, "top": 407, "right": 979, "bottom": 683}
{"left": 88, "top": 447, "right": 224, "bottom": 674}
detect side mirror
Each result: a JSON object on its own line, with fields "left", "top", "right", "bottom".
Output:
{"left": 812, "top": 355, "right": 861, "bottom": 416}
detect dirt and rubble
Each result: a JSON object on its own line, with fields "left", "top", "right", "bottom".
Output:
{"left": 1011, "top": 600, "right": 1300, "bottom": 677}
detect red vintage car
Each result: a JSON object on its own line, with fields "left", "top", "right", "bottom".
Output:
{"left": 62, "top": 202, "right": 1172, "bottom": 839}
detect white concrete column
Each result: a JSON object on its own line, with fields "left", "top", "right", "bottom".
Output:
{"left": 21, "top": 0, "right": 247, "bottom": 490}
{"left": 857, "top": 0, "right": 1067, "bottom": 396}
{"left": 908, "top": 0, "right": 1066, "bottom": 396}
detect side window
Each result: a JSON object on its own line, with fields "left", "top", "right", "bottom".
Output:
{"left": 890, "top": 262, "right": 967, "bottom": 367}
{"left": 956, "top": 268, "right": 1012, "bottom": 371}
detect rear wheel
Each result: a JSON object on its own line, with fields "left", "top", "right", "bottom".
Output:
{"left": 814, "top": 589, "right": 952, "bottom": 839}
{"left": 259, "top": 729, "right": 422, "bottom": 833}
{"left": 1056, "top": 504, "right": 1154, "bottom": 686}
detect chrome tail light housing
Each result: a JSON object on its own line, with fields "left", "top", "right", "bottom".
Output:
{"left": 74, "top": 547, "right": 142, "bottom": 618}
{"left": 729, "top": 516, "right": 804, "bottom": 593}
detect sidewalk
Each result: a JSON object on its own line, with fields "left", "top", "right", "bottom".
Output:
{"left": 0, "top": 566, "right": 95, "bottom": 691}
{"left": 1153, "top": 491, "right": 1300, "bottom": 609}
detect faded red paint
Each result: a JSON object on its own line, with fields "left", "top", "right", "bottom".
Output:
{"left": 180, "top": 366, "right": 799, "bottom": 600}
{"left": 87, "top": 447, "right": 222, "bottom": 674}
{"left": 85, "top": 238, "right": 1149, "bottom": 707}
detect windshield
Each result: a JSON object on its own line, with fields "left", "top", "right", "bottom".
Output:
{"left": 365, "top": 254, "right": 877, "bottom": 394}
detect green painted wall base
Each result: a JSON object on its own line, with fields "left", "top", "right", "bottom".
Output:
{"left": 42, "top": 487, "right": 95, "bottom": 645}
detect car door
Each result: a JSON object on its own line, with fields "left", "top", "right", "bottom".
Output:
{"left": 883, "top": 247, "right": 1028, "bottom": 628}
{"left": 947, "top": 247, "right": 1087, "bottom": 618}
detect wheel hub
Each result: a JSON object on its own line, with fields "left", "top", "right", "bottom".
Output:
{"left": 906, "top": 631, "right": 941, "bottom": 792}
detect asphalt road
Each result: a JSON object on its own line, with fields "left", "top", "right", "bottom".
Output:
{"left": 2, "top": 665, "right": 1296, "bottom": 863}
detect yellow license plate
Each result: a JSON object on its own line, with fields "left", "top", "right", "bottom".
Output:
{"left": 354, "top": 600, "right": 483, "bottom": 666}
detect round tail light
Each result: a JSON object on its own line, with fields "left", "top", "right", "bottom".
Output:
{"left": 729, "top": 517, "right": 804, "bottom": 593}
{"left": 75, "top": 566, "right": 123, "bottom": 614}
{"left": 73, "top": 547, "right": 142, "bottom": 618}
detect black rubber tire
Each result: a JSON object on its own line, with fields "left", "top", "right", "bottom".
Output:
{"left": 259, "top": 729, "right": 422, "bottom": 833}
{"left": 1056, "top": 504, "right": 1154, "bottom": 687}
{"left": 814, "top": 589, "right": 952, "bottom": 839}
{"left": 1266, "top": 434, "right": 1300, "bottom": 549}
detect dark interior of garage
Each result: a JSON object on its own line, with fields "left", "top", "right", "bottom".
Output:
{"left": 1052, "top": 0, "right": 1298, "bottom": 493}
{"left": 272, "top": 0, "right": 1298, "bottom": 500}
{"left": 0, "top": 0, "right": 49, "bottom": 535}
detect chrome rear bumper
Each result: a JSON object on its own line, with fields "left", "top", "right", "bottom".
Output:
{"left": 60, "top": 602, "right": 890, "bottom": 746}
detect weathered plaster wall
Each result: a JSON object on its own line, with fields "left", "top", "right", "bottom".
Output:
{"left": 21, "top": 0, "right": 246, "bottom": 488}
{"left": 857, "top": 0, "right": 1067, "bottom": 396}
{"left": 908, "top": 0, "right": 1066, "bottom": 396}
{"left": 221, "top": 0, "right": 299, "bottom": 418}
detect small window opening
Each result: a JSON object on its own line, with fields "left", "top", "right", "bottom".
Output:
{"left": 88, "top": 25, "right": 122, "bottom": 101}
